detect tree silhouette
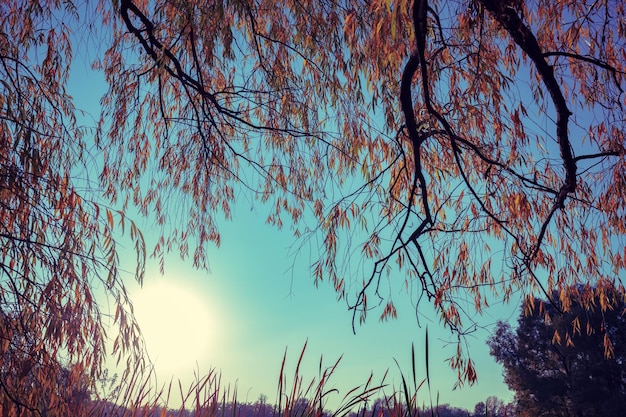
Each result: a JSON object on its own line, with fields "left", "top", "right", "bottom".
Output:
{"left": 471, "top": 396, "right": 514, "bottom": 417}
{"left": 488, "top": 285, "right": 626, "bottom": 417}
{"left": 2, "top": 2, "right": 626, "bottom": 411}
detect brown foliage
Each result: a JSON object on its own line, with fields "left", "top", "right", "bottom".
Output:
{"left": 0, "top": 1, "right": 145, "bottom": 414}
{"left": 106, "top": 0, "right": 626, "bottom": 382}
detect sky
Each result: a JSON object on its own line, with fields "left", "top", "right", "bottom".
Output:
{"left": 92, "top": 196, "right": 520, "bottom": 412}
{"left": 66, "top": 17, "right": 519, "bottom": 414}
{"left": 115, "top": 202, "right": 518, "bottom": 412}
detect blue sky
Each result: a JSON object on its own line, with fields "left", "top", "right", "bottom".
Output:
{"left": 67, "top": 22, "right": 517, "bottom": 414}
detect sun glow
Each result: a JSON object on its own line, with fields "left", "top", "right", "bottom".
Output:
{"left": 132, "top": 280, "right": 214, "bottom": 375}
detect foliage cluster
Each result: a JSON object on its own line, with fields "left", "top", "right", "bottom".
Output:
{"left": 0, "top": 1, "right": 146, "bottom": 413}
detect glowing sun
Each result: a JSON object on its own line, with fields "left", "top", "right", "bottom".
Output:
{"left": 132, "top": 280, "right": 213, "bottom": 375}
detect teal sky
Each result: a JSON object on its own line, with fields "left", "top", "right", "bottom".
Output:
{"left": 117, "top": 201, "right": 518, "bottom": 411}
{"left": 67, "top": 27, "right": 517, "bottom": 413}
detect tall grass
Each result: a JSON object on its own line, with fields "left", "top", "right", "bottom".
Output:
{"left": 0, "top": 334, "right": 450, "bottom": 417}
{"left": 79, "top": 340, "right": 388, "bottom": 417}
{"left": 75, "top": 338, "right": 445, "bottom": 417}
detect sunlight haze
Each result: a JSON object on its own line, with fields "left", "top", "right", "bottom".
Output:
{"left": 131, "top": 279, "right": 215, "bottom": 376}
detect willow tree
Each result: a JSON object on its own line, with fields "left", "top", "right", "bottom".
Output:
{"left": 0, "top": 1, "right": 145, "bottom": 414}
{"left": 107, "top": 0, "right": 626, "bottom": 380}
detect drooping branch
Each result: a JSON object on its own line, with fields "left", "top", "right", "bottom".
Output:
{"left": 120, "top": 0, "right": 219, "bottom": 109}
{"left": 386, "top": 0, "right": 572, "bottom": 326}
{"left": 119, "top": 0, "right": 312, "bottom": 137}
{"left": 478, "top": 0, "right": 576, "bottom": 211}
{"left": 395, "top": 1, "right": 433, "bottom": 260}
{"left": 477, "top": 0, "right": 583, "bottom": 273}
{"left": 398, "top": 0, "right": 433, "bottom": 232}
{"left": 119, "top": 0, "right": 358, "bottom": 207}
{"left": 399, "top": 53, "right": 432, "bottom": 229}
{"left": 407, "top": 0, "right": 513, "bottom": 237}
{"left": 543, "top": 51, "right": 625, "bottom": 94}
{"left": 400, "top": 53, "right": 422, "bottom": 147}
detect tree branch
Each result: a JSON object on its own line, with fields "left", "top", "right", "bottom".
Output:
{"left": 543, "top": 51, "right": 625, "bottom": 93}
{"left": 478, "top": 0, "right": 576, "bottom": 211}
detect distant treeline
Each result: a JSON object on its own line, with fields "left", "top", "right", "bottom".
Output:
{"left": 92, "top": 395, "right": 513, "bottom": 417}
